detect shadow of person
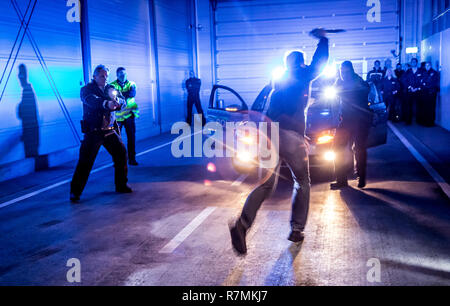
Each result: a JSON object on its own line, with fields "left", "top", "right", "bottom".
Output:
{"left": 17, "top": 64, "right": 47, "bottom": 170}
{"left": 264, "top": 242, "right": 303, "bottom": 285}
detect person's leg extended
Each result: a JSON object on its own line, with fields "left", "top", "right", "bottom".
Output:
{"left": 332, "top": 126, "right": 350, "bottom": 187}
{"left": 124, "top": 116, "right": 137, "bottom": 164}
{"left": 70, "top": 133, "right": 102, "bottom": 200}
{"left": 240, "top": 163, "right": 280, "bottom": 230}
{"left": 354, "top": 124, "right": 369, "bottom": 188}
{"left": 103, "top": 132, "right": 129, "bottom": 191}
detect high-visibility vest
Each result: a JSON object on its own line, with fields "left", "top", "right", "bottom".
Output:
{"left": 110, "top": 80, "right": 139, "bottom": 121}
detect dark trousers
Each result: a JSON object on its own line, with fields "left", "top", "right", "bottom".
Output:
{"left": 239, "top": 129, "right": 310, "bottom": 232}
{"left": 118, "top": 115, "right": 136, "bottom": 161}
{"left": 418, "top": 92, "right": 437, "bottom": 126}
{"left": 403, "top": 92, "right": 421, "bottom": 124}
{"left": 186, "top": 95, "right": 206, "bottom": 126}
{"left": 384, "top": 95, "right": 401, "bottom": 121}
{"left": 334, "top": 122, "right": 370, "bottom": 183}
{"left": 70, "top": 130, "right": 128, "bottom": 196}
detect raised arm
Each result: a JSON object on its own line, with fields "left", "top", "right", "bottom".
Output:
{"left": 307, "top": 32, "right": 329, "bottom": 81}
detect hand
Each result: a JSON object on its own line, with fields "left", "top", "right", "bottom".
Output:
{"left": 107, "top": 100, "right": 119, "bottom": 110}
{"left": 309, "top": 28, "right": 327, "bottom": 39}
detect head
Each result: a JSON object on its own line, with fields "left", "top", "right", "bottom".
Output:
{"left": 93, "top": 65, "right": 109, "bottom": 87}
{"left": 384, "top": 59, "right": 392, "bottom": 69}
{"left": 410, "top": 58, "right": 418, "bottom": 68}
{"left": 425, "top": 61, "right": 432, "bottom": 71}
{"left": 340, "top": 61, "right": 355, "bottom": 81}
{"left": 18, "top": 64, "right": 28, "bottom": 87}
{"left": 285, "top": 51, "right": 305, "bottom": 71}
{"left": 116, "top": 67, "right": 127, "bottom": 83}
{"left": 396, "top": 63, "right": 402, "bottom": 70}
{"left": 385, "top": 68, "right": 395, "bottom": 78}
{"left": 374, "top": 60, "right": 381, "bottom": 69}
{"left": 189, "top": 70, "right": 195, "bottom": 78}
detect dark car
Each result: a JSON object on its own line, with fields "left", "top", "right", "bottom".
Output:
{"left": 207, "top": 76, "right": 387, "bottom": 177}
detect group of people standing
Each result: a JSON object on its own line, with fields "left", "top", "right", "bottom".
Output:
{"left": 367, "top": 58, "right": 440, "bottom": 127}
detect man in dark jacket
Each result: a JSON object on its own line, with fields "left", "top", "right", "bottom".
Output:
{"left": 331, "top": 61, "right": 372, "bottom": 189}
{"left": 229, "top": 29, "right": 329, "bottom": 255}
{"left": 419, "top": 61, "right": 439, "bottom": 126}
{"left": 367, "top": 60, "right": 385, "bottom": 91}
{"left": 185, "top": 71, "right": 206, "bottom": 126}
{"left": 400, "top": 58, "right": 424, "bottom": 125}
{"left": 70, "top": 65, "right": 132, "bottom": 203}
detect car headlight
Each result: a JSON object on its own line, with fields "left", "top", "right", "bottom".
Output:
{"left": 317, "top": 134, "right": 334, "bottom": 144}
{"left": 236, "top": 151, "right": 253, "bottom": 163}
{"left": 323, "top": 86, "right": 338, "bottom": 100}
{"left": 323, "top": 151, "right": 336, "bottom": 161}
{"left": 316, "top": 129, "right": 336, "bottom": 145}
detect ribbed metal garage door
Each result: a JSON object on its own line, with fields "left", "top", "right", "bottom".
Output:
{"left": 214, "top": 0, "right": 400, "bottom": 105}
{"left": 88, "top": 0, "right": 159, "bottom": 138}
{"left": 154, "top": 0, "right": 194, "bottom": 131}
{"left": 0, "top": 0, "right": 84, "bottom": 165}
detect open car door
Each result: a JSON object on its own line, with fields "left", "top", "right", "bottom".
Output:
{"left": 207, "top": 85, "right": 249, "bottom": 126}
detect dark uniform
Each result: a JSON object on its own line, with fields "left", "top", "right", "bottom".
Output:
{"left": 186, "top": 77, "right": 206, "bottom": 126}
{"left": 70, "top": 80, "right": 129, "bottom": 199}
{"left": 420, "top": 68, "right": 439, "bottom": 126}
{"left": 380, "top": 76, "right": 401, "bottom": 121}
{"left": 334, "top": 72, "right": 372, "bottom": 187}
{"left": 367, "top": 67, "right": 385, "bottom": 91}
{"left": 401, "top": 68, "right": 424, "bottom": 124}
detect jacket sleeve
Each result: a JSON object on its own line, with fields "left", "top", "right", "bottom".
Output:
{"left": 128, "top": 84, "right": 137, "bottom": 98}
{"left": 307, "top": 37, "right": 329, "bottom": 81}
{"left": 81, "top": 86, "right": 108, "bottom": 112}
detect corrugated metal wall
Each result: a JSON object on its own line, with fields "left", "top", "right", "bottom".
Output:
{"left": 154, "top": 0, "right": 194, "bottom": 131}
{"left": 88, "top": 0, "right": 159, "bottom": 139}
{"left": 0, "top": 0, "right": 84, "bottom": 166}
{"left": 213, "top": 0, "right": 399, "bottom": 104}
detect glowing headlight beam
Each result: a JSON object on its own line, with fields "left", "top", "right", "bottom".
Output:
{"left": 324, "top": 86, "right": 338, "bottom": 100}
{"left": 323, "top": 64, "right": 337, "bottom": 78}
{"left": 272, "top": 66, "right": 286, "bottom": 81}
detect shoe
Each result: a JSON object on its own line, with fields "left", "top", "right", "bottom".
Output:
{"left": 229, "top": 219, "right": 247, "bottom": 255}
{"left": 70, "top": 193, "right": 80, "bottom": 203}
{"left": 129, "top": 159, "right": 138, "bottom": 166}
{"left": 288, "top": 230, "right": 305, "bottom": 243}
{"left": 116, "top": 184, "right": 133, "bottom": 193}
{"left": 330, "top": 181, "right": 348, "bottom": 190}
{"left": 358, "top": 178, "right": 366, "bottom": 188}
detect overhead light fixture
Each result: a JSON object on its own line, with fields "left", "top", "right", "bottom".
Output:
{"left": 406, "top": 47, "right": 418, "bottom": 54}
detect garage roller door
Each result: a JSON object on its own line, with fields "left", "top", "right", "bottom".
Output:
{"left": 214, "top": 0, "right": 400, "bottom": 105}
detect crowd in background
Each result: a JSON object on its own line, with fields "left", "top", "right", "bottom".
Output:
{"left": 366, "top": 58, "right": 440, "bottom": 127}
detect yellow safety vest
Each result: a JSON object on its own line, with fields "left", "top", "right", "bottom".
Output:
{"left": 110, "top": 80, "right": 139, "bottom": 121}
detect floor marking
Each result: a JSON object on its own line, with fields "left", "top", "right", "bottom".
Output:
{"left": 0, "top": 131, "right": 203, "bottom": 209}
{"left": 389, "top": 122, "right": 450, "bottom": 199}
{"left": 231, "top": 174, "right": 248, "bottom": 186}
{"left": 159, "top": 206, "right": 217, "bottom": 254}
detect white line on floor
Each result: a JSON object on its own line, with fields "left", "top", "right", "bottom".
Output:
{"left": 159, "top": 206, "right": 217, "bottom": 254}
{"left": 389, "top": 122, "right": 450, "bottom": 199}
{"left": 0, "top": 131, "right": 202, "bottom": 209}
{"left": 231, "top": 174, "right": 248, "bottom": 186}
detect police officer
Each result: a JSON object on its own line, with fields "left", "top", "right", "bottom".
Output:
{"left": 229, "top": 28, "right": 329, "bottom": 254}
{"left": 70, "top": 65, "right": 131, "bottom": 203}
{"left": 185, "top": 71, "right": 206, "bottom": 126}
{"left": 420, "top": 61, "right": 439, "bottom": 126}
{"left": 394, "top": 63, "right": 404, "bottom": 79}
{"left": 367, "top": 60, "right": 385, "bottom": 92}
{"left": 110, "top": 67, "right": 139, "bottom": 165}
{"left": 331, "top": 61, "right": 372, "bottom": 189}
{"left": 401, "top": 58, "right": 424, "bottom": 125}
{"left": 380, "top": 68, "right": 401, "bottom": 121}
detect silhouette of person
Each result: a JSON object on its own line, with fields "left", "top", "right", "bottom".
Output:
{"left": 17, "top": 64, "right": 39, "bottom": 158}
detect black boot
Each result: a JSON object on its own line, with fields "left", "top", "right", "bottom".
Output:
{"left": 229, "top": 218, "right": 247, "bottom": 255}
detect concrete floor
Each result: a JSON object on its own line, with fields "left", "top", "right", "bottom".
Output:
{"left": 0, "top": 126, "right": 449, "bottom": 286}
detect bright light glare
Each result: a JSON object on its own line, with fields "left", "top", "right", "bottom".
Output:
{"left": 323, "top": 64, "right": 337, "bottom": 78}
{"left": 406, "top": 47, "right": 418, "bottom": 54}
{"left": 207, "top": 162, "right": 216, "bottom": 173}
{"left": 324, "top": 86, "right": 337, "bottom": 99}
{"left": 272, "top": 66, "right": 286, "bottom": 81}
{"left": 324, "top": 151, "right": 336, "bottom": 161}
{"left": 317, "top": 135, "right": 334, "bottom": 145}
{"left": 240, "top": 135, "right": 254, "bottom": 145}
{"left": 236, "top": 151, "right": 253, "bottom": 163}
